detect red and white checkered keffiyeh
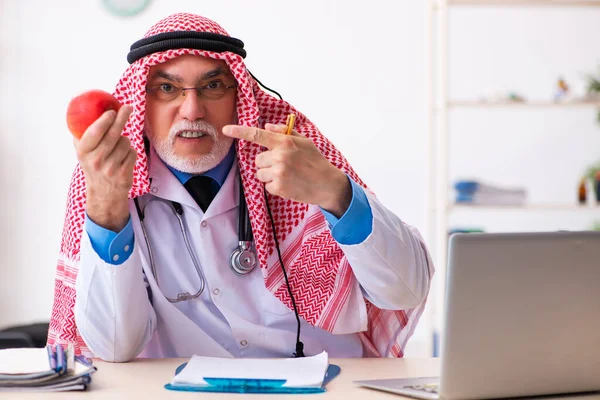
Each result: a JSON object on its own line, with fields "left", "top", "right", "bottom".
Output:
{"left": 47, "top": 13, "right": 428, "bottom": 358}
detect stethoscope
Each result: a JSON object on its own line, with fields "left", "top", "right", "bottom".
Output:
{"left": 133, "top": 175, "right": 258, "bottom": 303}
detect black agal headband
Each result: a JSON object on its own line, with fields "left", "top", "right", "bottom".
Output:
{"left": 127, "top": 31, "right": 247, "bottom": 64}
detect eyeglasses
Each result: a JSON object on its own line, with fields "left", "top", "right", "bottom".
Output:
{"left": 146, "top": 80, "right": 237, "bottom": 103}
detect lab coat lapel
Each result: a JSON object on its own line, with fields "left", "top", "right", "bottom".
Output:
{"left": 203, "top": 157, "right": 239, "bottom": 219}
{"left": 147, "top": 148, "right": 239, "bottom": 219}
{"left": 147, "top": 148, "right": 198, "bottom": 210}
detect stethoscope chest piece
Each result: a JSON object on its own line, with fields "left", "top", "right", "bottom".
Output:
{"left": 230, "top": 241, "right": 257, "bottom": 275}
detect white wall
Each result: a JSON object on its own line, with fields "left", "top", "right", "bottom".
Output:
{"left": 0, "top": 0, "right": 431, "bottom": 354}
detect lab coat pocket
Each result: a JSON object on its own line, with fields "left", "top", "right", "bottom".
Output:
{"left": 261, "top": 293, "right": 294, "bottom": 316}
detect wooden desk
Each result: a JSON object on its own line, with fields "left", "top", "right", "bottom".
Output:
{"left": 6, "top": 358, "right": 600, "bottom": 399}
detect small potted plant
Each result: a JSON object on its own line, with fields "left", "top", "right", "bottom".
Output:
{"left": 585, "top": 163, "right": 600, "bottom": 203}
{"left": 586, "top": 68, "right": 600, "bottom": 123}
{"left": 585, "top": 68, "right": 600, "bottom": 201}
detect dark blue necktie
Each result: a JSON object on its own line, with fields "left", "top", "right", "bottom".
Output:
{"left": 184, "top": 176, "right": 218, "bottom": 212}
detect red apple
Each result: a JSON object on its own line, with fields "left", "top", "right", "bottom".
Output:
{"left": 66, "top": 90, "right": 122, "bottom": 139}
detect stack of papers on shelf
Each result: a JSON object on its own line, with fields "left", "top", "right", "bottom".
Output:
{"left": 166, "top": 351, "right": 331, "bottom": 394}
{"left": 0, "top": 345, "right": 96, "bottom": 392}
{"left": 454, "top": 180, "right": 527, "bottom": 206}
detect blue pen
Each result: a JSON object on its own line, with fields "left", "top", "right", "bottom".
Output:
{"left": 46, "top": 345, "right": 56, "bottom": 372}
{"left": 75, "top": 355, "right": 93, "bottom": 367}
{"left": 56, "top": 344, "right": 65, "bottom": 374}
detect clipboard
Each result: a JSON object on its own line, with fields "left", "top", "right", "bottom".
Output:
{"left": 164, "top": 362, "right": 341, "bottom": 394}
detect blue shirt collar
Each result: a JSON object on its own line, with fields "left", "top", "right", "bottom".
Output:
{"left": 165, "top": 144, "right": 236, "bottom": 187}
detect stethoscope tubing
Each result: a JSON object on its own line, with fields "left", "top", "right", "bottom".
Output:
{"left": 133, "top": 175, "right": 257, "bottom": 303}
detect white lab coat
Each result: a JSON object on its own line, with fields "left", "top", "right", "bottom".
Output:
{"left": 74, "top": 149, "right": 433, "bottom": 362}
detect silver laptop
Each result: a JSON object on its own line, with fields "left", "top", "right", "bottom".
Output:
{"left": 355, "top": 231, "right": 600, "bottom": 400}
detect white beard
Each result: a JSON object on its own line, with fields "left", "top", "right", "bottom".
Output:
{"left": 146, "top": 119, "right": 234, "bottom": 174}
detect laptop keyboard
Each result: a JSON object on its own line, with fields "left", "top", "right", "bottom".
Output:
{"left": 404, "top": 383, "right": 439, "bottom": 394}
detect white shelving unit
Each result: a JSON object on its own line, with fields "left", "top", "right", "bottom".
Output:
{"left": 426, "top": 0, "right": 600, "bottom": 356}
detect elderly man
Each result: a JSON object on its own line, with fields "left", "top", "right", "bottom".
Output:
{"left": 48, "top": 13, "right": 434, "bottom": 362}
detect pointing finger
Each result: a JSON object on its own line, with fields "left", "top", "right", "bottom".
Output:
{"left": 222, "top": 125, "right": 282, "bottom": 149}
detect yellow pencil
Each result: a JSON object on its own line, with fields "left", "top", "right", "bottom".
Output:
{"left": 285, "top": 113, "right": 296, "bottom": 135}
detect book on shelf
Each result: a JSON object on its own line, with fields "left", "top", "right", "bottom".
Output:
{"left": 454, "top": 180, "right": 527, "bottom": 206}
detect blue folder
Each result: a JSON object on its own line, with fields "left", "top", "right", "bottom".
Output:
{"left": 164, "top": 362, "right": 341, "bottom": 394}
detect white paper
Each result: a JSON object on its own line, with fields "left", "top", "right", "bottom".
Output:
{"left": 172, "top": 351, "right": 329, "bottom": 388}
{"left": 0, "top": 348, "right": 51, "bottom": 375}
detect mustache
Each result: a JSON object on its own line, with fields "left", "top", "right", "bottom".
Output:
{"left": 169, "top": 120, "right": 218, "bottom": 140}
